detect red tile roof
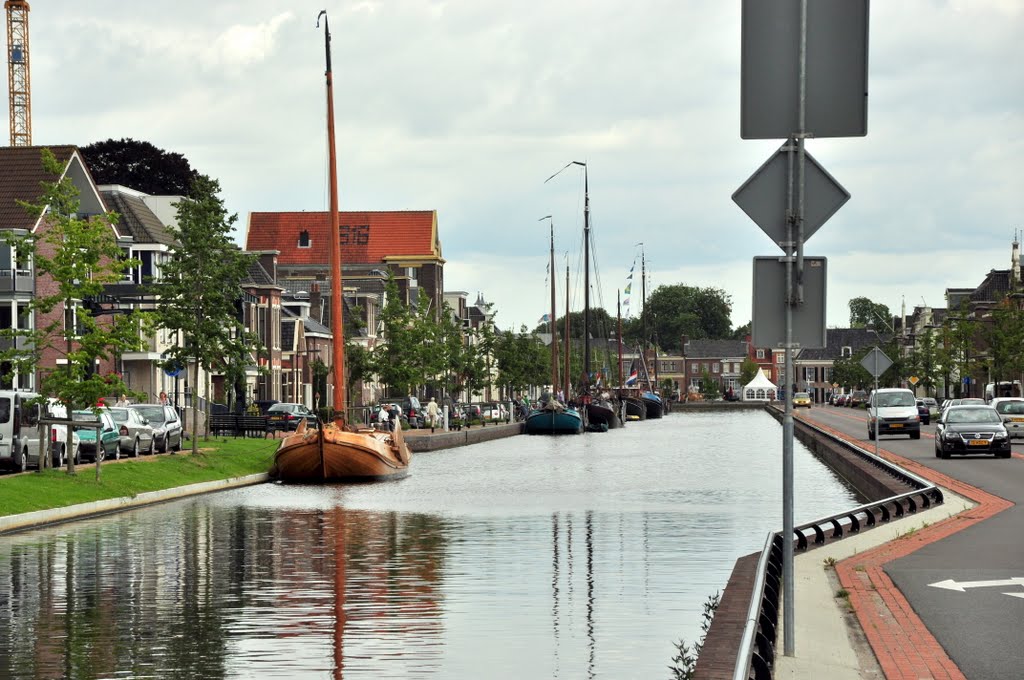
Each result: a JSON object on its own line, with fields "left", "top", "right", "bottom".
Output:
{"left": 245, "top": 211, "right": 441, "bottom": 265}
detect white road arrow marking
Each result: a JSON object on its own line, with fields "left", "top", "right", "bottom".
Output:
{"left": 929, "top": 577, "right": 1024, "bottom": 592}
{"left": 1005, "top": 592, "right": 1024, "bottom": 600}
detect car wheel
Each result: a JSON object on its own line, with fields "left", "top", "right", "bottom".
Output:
{"left": 910, "top": 431, "right": 921, "bottom": 440}
{"left": 112, "top": 444, "right": 121, "bottom": 461}
{"left": 173, "top": 435, "right": 182, "bottom": 452}
{"left": 52, "top": 445, "right": 65, "bottom": 468}
{"left": 148, "top": 437, "right": 156, "bottom": 455}
{"left": 939, "top": 448, "right": 950, "bottom": 460}
{"left": 18, "top": 449, "right": 27, "bottom": 473}
{"left": 73, "top": 444, "right": 81, "bottom": 465}
{"left": 997, "top": 450, "right": 1011, "bottom": 459}
{"left": 159, "top": 435, "right": 167, "bottom": 453}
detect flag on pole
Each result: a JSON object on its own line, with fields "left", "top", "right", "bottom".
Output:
{"left": 538, "top": 313, "right": 551, "bottom": 324}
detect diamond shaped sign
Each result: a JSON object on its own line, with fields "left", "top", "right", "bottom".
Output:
{"left": 860, "top": 347, "right": 892, "bottom": 378}
{"left": 733, "top": 143, "right": 850, "bottom": 249}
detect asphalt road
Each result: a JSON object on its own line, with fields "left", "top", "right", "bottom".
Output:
{"left": 801, "top": 404, "right": 1024, "bottom": 680}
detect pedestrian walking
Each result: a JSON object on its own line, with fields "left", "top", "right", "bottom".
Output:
{"left": 426, "top": 397, "right": 440, "bottom": 432}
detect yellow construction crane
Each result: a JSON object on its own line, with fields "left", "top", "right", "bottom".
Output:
{"left": 5, "top": 0, "right": 30, "bottom": 146}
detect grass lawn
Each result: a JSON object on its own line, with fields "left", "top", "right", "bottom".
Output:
{"left": 0, "top": 437, "right": 279, "bottom": 518}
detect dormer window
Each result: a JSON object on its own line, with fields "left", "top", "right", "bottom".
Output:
{"left": 298, "top": 230, "right": 311, "bottom": 248}
{"left": 841, "top": 346, "right": 852, "bottom": 358}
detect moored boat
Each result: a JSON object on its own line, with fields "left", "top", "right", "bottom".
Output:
{"left": 526, "top": 400, "right": 584, "bottom": 435}
{"left": 271, "top": 12, "right": 411, "bottom": 482}
{"left": 641, "top": 390, "right": 664, "bottom": 419}
{"left": 586, "top": 392, "right": 622, "bottom": 429}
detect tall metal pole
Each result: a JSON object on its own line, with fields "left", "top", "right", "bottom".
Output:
{"left": 782, "top": 0, "right": 809, "bottom": 657}
{"left": 564, "top": 261, "right": 571, "bottom": 402}
{"left": 582, "top": 164, "right": 591, "bottom": 384}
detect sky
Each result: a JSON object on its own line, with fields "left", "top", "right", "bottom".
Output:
{"left": 16, "top": 1, "right": 1024, "bottom": 334}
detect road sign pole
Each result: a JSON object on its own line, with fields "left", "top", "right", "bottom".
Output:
{"left": 874, "top": 352, "right": 880, "bottom": 458}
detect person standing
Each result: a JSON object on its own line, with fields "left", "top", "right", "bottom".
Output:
{"left": 115, "top": 394, "right": 129, "bottom": 407}
{"left": 426, "top": 397, "right": 440, "bottom": 432}
{"left": 159, "top": 391, "right": 170, "bottom": 406}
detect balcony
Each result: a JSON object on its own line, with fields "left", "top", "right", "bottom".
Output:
{"left": 0, "top": 269, "right": 34, "bottom": 294}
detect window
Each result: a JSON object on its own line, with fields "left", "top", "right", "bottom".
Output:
{"left": 776, "top": 352, "right": 784, "bottom": 364}
{"left": 804, "top": 367, "right": 815, "bottom": 382}
{"left": 691, "top": 363, "right": 698, "bottom": 374}
{"left": 713, "top": 363, "right": 720, "bottom": 373}
{"left": 298, "top": 230, "right": 311, "bottom": 248}
{"left": 756, "top": 349, "right": 765, "bottom": 359}
{"left": 842, "top": 346, "right": 852, "bottom": 358}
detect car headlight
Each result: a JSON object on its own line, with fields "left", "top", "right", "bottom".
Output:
{"left": 993, "top": 432, "right": 1008, "bottom": 440}
{"left": 943, "top": 431, "right": 960, "bottom": 440}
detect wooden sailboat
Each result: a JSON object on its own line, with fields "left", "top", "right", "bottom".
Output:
{"left": 270, "top": 12, "right": 411, "bottom": 482}
{"left": 525, "top": 218, "right": 583, "bottom": 435}
{"left": 636, "top": 247, "right": 664, "bottom": 419}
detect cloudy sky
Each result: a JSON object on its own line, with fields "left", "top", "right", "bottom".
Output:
{"left": 19, "top": 1, "right": 1024, "bottom": 334}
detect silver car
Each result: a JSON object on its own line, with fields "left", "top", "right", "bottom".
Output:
{"left": 131, "top": 404, "right": 183, "bottom": 453}
{"left": 106, "top": 407, "right": 155, "bottom": 457}
{"left": 990, "top": 398, "right": 1024, "bottom": 439}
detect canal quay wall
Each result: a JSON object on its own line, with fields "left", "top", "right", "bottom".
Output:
{"left": 693, "top": 405, "right": 920, "bottom": 680}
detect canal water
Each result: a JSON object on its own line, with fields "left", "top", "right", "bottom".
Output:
{"left": 0, "top": 410, "right": 858, "bottom": 679}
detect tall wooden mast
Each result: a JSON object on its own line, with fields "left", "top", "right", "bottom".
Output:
{"left": 318, "top": 11, "right": 347, "bottom": 422}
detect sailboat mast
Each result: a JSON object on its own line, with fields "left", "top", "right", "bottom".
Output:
{"left": 320, "top": 11, "right": 347, "bottom": 421}
{"left": 640, "top": 247, "right": 647, "bottom": 387}
{"left": 582, "top": 164, "right": 590, "bottom": 384}
{"left": 564, "top": 262, "right": 571, "bottom": 401}
{"left": 548, "top": 219, "right": 558, "bottom": 395}
{"left": 617, "top": 290, "right": 623, "bottom": 387}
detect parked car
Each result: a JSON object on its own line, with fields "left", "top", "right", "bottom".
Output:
{"left": 105, "top": 406, "right": 156, "bottom": 457}
{"left": 254, "top": 399, "right": 279, "bottom": 415}
{"left": 0, "top": 392, "right": 80, "bottom": 471}
{"left": 72, "top": 410, "right": 121, "bottom": 462}
{"left": 848, "top": 390, "right": 868, "bottom": 408}
{"left": 266, "top": 402, "right": 317, "bottom": 432}
{"left": 916, "top": 400, "right": 931, "bottom": 425}
{"left": 934, "top": 405, "right": 1011, "bottom": 459}
{"left": 374, "top": 403, "right": 408, "bottom": 429}
{"left": 867, "top": 388, "right": 920, "bottom": 440}
{"left": 402, "top": 396, "right": 424, "bottom": 428}
{"left": 920, "top": 397, "right": 940, "bottom": 420}
{"left": 793, "top": 392, "right": 812, "bottom": 408}
{"left": 990, "top": 397, "right": 1024, "bottom": 440}
{"left": 131, "top": 404, "right": 183, "bottom": 453}
{"left": 834, "top": 393, "right": 848, "bottom": 407}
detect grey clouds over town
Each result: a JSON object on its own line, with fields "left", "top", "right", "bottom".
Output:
{"left": 23, "top": 1, "right": 1023, "bottom": 331}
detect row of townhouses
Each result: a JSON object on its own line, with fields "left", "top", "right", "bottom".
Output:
{"left": 0, "top": 145, "right": 496, "bottom": 417}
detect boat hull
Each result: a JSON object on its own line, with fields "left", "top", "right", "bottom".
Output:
{"left": 270, "top": 421, "right": 411, "bottom": 482}
{"left": 642, "top": 392, "right": 664, "bottom": 419}
{"left": 586, "top": 400, "right": 622, "bottom": 429}
{"left": 525, "top": 408, "right": 583, "bottom": 435}
{"left": 622, "top": 396, "right": 646, "bottom": 420}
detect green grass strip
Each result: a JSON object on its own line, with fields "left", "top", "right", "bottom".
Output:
{"left": 0, "top": 437, "right": 279, "bottom": 518}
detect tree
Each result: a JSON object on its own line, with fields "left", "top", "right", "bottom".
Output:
{"left": 905, "top": 327, "right": 941, "bottom": 396}
{"left": 739, "top": 357, "right": 760, "bottom": 386}
{"left": 493, "top": 327, "right": 549, "bottom": 398}
{"left": 80, "top": 138, "right": 201, "bottom": 197}
{"left": 0, "top": 149, "right": 147, "bottom": 474}
{"left": 848, "top": 297, "right": 892, "bottom": 329}
{"left": 373, "top": 277, "right": 419, "bottom": 396}
{"left": 982, "top": 294, "right": 1024, "bottom": 385}
{"left": 149, "top": 175, "right": 255, "bottom": 453}
{"left": 639, "top": 284, "right": 733, "bottom": 351}
{"left": 731, "top": 321, "right": 751, "bottom": 340}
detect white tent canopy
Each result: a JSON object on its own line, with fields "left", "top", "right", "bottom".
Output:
{"left": 742, "top": 370, "right": 778, "bottom": 402}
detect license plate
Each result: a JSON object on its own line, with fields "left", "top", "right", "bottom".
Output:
{"left": 890, "top": 423, "right": 903, "bottom": 428}
{"left": 968, "top": 439, "right": 987, "bottom": 446}
{"left": 1012, "top": 417, "right": 1024, "bottom": 422}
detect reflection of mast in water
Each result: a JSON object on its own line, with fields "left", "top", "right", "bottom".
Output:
{"left": 551, "top": 513, "right": 560, "bottom": 678}
{"left": 585, "top": 510, "right": 595, "bottom": 680}
{"left": 332, "top": 507, "right": 347, "bottom": 680}
{"left": 565, "top": 513, "right": 574, "bottom": 602}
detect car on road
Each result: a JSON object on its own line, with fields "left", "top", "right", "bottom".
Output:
{"left": 990, "top": 397, "right": 1024, "bottom": 439}
{"left": 915, "top": 399, "right": 940, "bottom": 425}
{"left": 72, "top": 410, "right": 121, "bottom": 462}
{"left": 934, "top": 405, "right": 1011, "bottom": 459}
{"left": 848, "top": 390, "right": 868, "bottom": 408}
{"left": 867, "top": 388, "right": 921, "bottom": 440}
{"left": 266, "top": 402, "right": 318, "bottom": 432}
{"left": 106, "top": 406, "right": 156, "bottom": 457}
{"left": 131, "top": 404, "right": 183, "bottom": 453}
{"left": 834, "top": 393, "right": 848, "bottom": 406}
{"left": 793, "top": 392, "right": 812, "bottom": 408}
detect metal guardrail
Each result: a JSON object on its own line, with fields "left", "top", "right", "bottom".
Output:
{"left": 732, "top": 416, "right": 945, "bottom": 680}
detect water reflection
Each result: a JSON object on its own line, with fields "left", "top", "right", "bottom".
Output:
{"left": 0, "top": 411, "right": 859, "bottom": 679}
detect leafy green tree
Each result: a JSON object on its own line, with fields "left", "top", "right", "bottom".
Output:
{"left": 641, "top": 284, "right": 733, "bottom": 351}
{"left": 149, "top": 175, "right": 254, "bottom": 453}
{"left": 0, "top": 149, "right": 147, "bottom": 474}
{"left": 732, "top": 321, "right": 751, "bottom": 340}
{"left": 739, "top": 356, "right": 760, "bottom": 386}
{"left": 80, "top": 138, "right": 201, "bottom": 197}
{"left": 699, "top": 370, "right": 721, "bottom": 399}
{"left": 982, "top": 294, "right": 1024, "bottom": 385}
{"left": 493, "top": 327, "right": 549, "bottom": 398}
{"left": 345, "top": 341, "right": 373, "bottom": 407}
{"left": 848, "top": 297, "right": 892, "bottom": 329}
{"left": 373, "top": 277, "right": 419, "bottom": 395}
{"left": 905, "top": 327, "right": 941, "bottom": 396}
{"left": 943, "top": 301, "right": 978, "bottom": 397}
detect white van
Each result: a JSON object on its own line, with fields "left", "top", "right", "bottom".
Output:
{"left": 0, "top": 391, "right": 80, "bottom": 472}
{"left": 867, "top": 387, "right": 921, "bottom": 440}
